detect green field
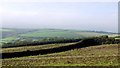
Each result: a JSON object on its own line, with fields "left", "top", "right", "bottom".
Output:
{"left": 20, "top": 29, "right": 107, "bottom": 38}
{"left": 1, "top": 28, "right": 114, "bottom": 43}
{"left": 0, "top": 37, "right": 17, "bottom": 43}
{"left": 0, "top": 29, "right": 13, "bottom": 32}
{"left": 1, "top": 28, "right": 107, "bottom": 43}
{"left": 1, "top": 37, "right": 17, "bottom": 41}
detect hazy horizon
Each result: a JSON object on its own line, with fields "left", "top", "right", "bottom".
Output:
{"left": 0, "top": 2, "right": 118, "bottom": 33}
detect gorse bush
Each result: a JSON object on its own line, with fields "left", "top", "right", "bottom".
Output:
{"left": 93, "top": 35, "right": 120, "bottom": 44}
{"left": 79, "top": 35, "right": 120, "bottom": 46}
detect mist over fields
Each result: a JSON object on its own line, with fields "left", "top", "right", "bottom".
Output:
{"left": 0, "top": 2, "right": 118, "bottom": 33}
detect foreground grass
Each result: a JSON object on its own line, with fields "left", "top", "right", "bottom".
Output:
{"left": 2, "top": 56, "right": 119, "bottom": 66}
{"left": 45, "top": 44, "right": 118, "bottom": 56}
{"left": 2, "top": 44, "right": 119, "bottom": 66}
{"left": 19, "top": 44, "right": 118, "bottom": 58}
{"left": 46, "top": 63, "right": 119, "bottom": 66}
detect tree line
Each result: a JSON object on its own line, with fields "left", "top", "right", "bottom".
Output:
{"left": 2, "top": 38, "right": 82, "bottom": 48}
{"left": 2, "top": 35, "right": 120, "bottom": 48}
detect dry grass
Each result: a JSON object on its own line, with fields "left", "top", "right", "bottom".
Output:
{"left": 25, "top": 44, "right": 119, "bottom": 58}
{"left": 2, "top": 44, "right": 119, "bottom": 66}
{"left": 1, "top": 42, "right": 76, "bottom": 53}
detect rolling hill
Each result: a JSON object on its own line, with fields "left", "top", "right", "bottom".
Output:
{"left": 1, "top": 28, "right": 115, "bottom": 43}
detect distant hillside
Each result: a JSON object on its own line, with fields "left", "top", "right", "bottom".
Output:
{"left": 1, "top": 28, "right": 116, "bottom": 43}
{"left": 20, "top": 29, "right": 110, "bottom": 38}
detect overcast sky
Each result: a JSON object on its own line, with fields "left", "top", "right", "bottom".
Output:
{"left": 0, "top": 0, "right": 118, "bottom": 33}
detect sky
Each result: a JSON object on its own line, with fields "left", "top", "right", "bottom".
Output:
{"left": 0, "top": 0, "right": 118, "bottom": 33}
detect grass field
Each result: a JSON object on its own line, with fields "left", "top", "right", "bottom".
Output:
{"left": 1, "top": 42, "right": 76, "bottom": 53}
{"left": 10, "top": 44, "right": 118, "bottom": 59}
{"left": 2, "top": 28, "right": 116, "bottom": 44}
{"left": 1, "top": 37, "right": 17, "bottom": 41}
{"left": 0, "top": 29, "right": 13, "bottom": 32}
{"left": 34, "top": 44, "right": 118, "bottom": 57}
{"left": 2, "top": 56, "right": 119, "bottom": 66}
{"left": 1, "top": 29, "right": 110, "bottom": 44}
{"left": 2, "top": 44, "right": 119, "bottom": 66}
{"left": 20, "top": 29, "right": 107, "bottom": 38}
{"left": 0, "top": 37, "right": 17, "bottom": 43}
